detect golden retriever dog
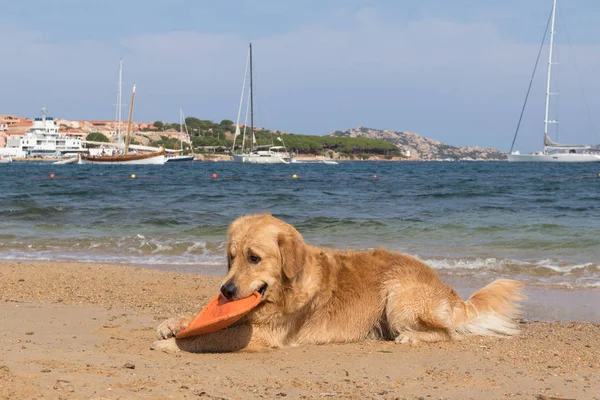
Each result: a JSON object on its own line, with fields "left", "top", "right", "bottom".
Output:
{"left": 151, "top": 213, "right": 524, "bottom": 353}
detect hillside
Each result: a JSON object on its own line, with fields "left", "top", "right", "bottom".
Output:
{"left": 142, "top": 119, "right": 403, "bottom": 159}
{"left": 330, "top": 127, "right": 506, "bottom": 160}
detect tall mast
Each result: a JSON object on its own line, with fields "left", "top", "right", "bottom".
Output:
{"left": 543, "top": 0, "right": 557, "bottom": 143}
{"left": 180, "top": 108, "right": 193, "bottom": 154}
{"left": 179, "top": 108, "right": 183, "bottom": 151}
{"left": 115, "top": 58, "right": 123, "bottom": 144}
{"left": 249, "top": 42, "right": 254, "bottom": 152}
{"left": 124, "top": 84, "right": 136, "bottom": 155}
{"left": 241, "top": 86, "right": 250, "bottom": 151}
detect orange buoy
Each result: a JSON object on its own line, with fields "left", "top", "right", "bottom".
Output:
{"left": 49, "top": 173, "right": 55, "bottom": 179}
{"left": 212, "top": 173, "right": 218, "bottom": 179}
{"left": 373, "top": 174, "right": 377, "bottom": 179}
{"left": 176, "top": 291, "right": 262, "bottom": 338}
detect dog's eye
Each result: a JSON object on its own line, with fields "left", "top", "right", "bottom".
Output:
{"left": 249, "top": 254, "right": 261, "bottom": 264}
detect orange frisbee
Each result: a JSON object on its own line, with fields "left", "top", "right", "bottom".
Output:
{"left": 175, "top": 291, "right": 261, "bottom": 338}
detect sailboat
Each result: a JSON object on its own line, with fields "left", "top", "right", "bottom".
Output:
{"left": 78, "top": 84, "right": 166, "bottom": 165}
{"left": 231, "top": 43, "right": 292, "bottom": 164}
{"left": 508, "top": 0, "right": 600, "bottom": 162}
{"left": 165, "top": 108, "right": 195, "bottom": 162}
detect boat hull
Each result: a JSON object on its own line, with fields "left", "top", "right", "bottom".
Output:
{"left": 53, "top": 157, "right": 78, "bottom": 165}
{"left": 507, "top": 153, "right": 600, "bottom": 162}
{"left": 165, "top": 155, "right": 195, "bottom": 163}
{"left": 78, "top": 150, "right": 166, "bottom": 165}
{"left": 232, "top": 153, "right": 291, "bottom": 164}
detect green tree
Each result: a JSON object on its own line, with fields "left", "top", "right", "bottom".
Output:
{"left": 85, "top": 132, "right": 110, "bottom": 148}
{"left": 153, "top": 121, "right": 164, "bottom": 130}
{"left": 86, "top": 132, "right": 109, "bottom": 142}
{"left": 185, "top": 117, "right": 202, "bottom": 128}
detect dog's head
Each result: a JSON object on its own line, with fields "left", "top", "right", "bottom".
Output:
{"left": 220, "top": 213, "right": 307, "bottom": 302}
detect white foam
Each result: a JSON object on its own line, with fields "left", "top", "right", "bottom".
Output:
{"left": 532, "top": 259, "right": 595, "bottom": 273}
{"left": 186, "top": 241, "right": 207, "bottom": 252}
{"left": 421, "top": 257, "right": 522, "bottom": 270}
{"left": 421, "top": 256, "right": 598, "bottom": 274}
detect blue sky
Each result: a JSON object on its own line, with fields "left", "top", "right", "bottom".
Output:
{"left": 1, "top": 0, "right": 599, "bottom": 152}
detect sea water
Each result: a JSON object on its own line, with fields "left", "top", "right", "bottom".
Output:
{"left": 1, "top": 161, "right": 599, "bottom": 319}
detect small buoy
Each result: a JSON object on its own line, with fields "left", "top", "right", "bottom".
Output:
{"left": 373, "top": 174, "right": 377, "bottom": 179}
{"left": 292, "top": 174, "right": 298, "bottom": 179}
{"left": 49, "top": 173, "right": 55, "bottom": 179}
{"left": 212, "top": 173, "right": 218, "bottom": 179}
{"left": 131, "top": 174, "right": 136, "bottom": 179}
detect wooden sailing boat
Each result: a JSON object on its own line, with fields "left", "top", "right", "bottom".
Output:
{"left": 78, "top": 84, "right": 166, "bottom": 165}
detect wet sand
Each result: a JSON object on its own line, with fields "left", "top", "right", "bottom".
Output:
{"left": 1, "top": 261, "right": 598, "bottom": 399}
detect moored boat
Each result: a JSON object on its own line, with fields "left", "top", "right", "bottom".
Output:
{"left": 78, "top": 84, "right": 166, "bottom": 165}
{"left": 231, "top": 43, "right": 292, "bottom": 165}
{"left": 165, "top": 108, "right": 195, "bottom": 163}
{"left": 508, "top": 0, "right": 600, "bottom": 163}
{"left": 3, "top": 108, "right": 86, "bottom": 158}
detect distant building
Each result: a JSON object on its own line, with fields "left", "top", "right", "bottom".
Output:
{"left": 0, "top": 114, "right": 22, "bottom": 126}
{"left": 6, "top": 120, "right": 33, "bottom": 136}
{"left": 60, "top": 129, "right": 87, "bottom": 139}
{"left": 55, "top": 119, "right": 82, "bottom": 129}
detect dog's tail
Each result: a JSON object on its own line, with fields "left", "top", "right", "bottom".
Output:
{"left": 451, "top": 279, "right": 525, "bottom": 337}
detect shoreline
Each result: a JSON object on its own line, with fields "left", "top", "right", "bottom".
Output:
{"left": 6, "top": 155, "right": 508, "bottom": 163}
{"left": 2, "top": 260, "right": 599, "bottom": 322}
{"left": 1, "top": 261, "right": 598, "bottom": 399}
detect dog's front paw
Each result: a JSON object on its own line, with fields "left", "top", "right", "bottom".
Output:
{"left": 156, "top": 317, "right": 191, "bottom": 340}
{"left": 394, "top": 332, "right": 420, "bottom": 345}
{"left": 150, "top": 337, "right": 181, "bottom": 353}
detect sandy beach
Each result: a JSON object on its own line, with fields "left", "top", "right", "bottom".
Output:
{"left": 0, "top": 261, "right": 598, "bottom": 400}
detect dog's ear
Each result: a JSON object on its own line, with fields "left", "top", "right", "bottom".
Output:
{"left": 278, "top": 227, "right": 307, "bottom": 279}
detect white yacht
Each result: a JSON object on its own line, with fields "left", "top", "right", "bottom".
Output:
{"left": 508, "top": 0, "right": 600, "bottom": 162}
{"left": 231, "top": 145, "right": 292, "bottom": 164}
{"left": 165, "top": 108, "right": 195, "bottom": 162}
{"left": 3, "top": 108, "right": 86, "bottom": 158}
{"left": 231, "top": 43, "right": 293, "bottom": 165}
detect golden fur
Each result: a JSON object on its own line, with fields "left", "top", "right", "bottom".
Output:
{"left": 152, "top": 213, "right": 525, "bottom": 353}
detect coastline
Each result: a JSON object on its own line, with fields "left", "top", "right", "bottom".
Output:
{"left": 1, "top": 261, "right": 598, "bottom": 399}
{"left": 6, "top": 155, "right": 507, "bottom": 163}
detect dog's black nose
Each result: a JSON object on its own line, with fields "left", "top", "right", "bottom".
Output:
{"left": 220, "top": 282, "right": 238, "bottom": 299}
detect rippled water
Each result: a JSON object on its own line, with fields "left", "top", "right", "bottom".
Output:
{"left": 1, "top": 161, "right": 599, "bottom": 289}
